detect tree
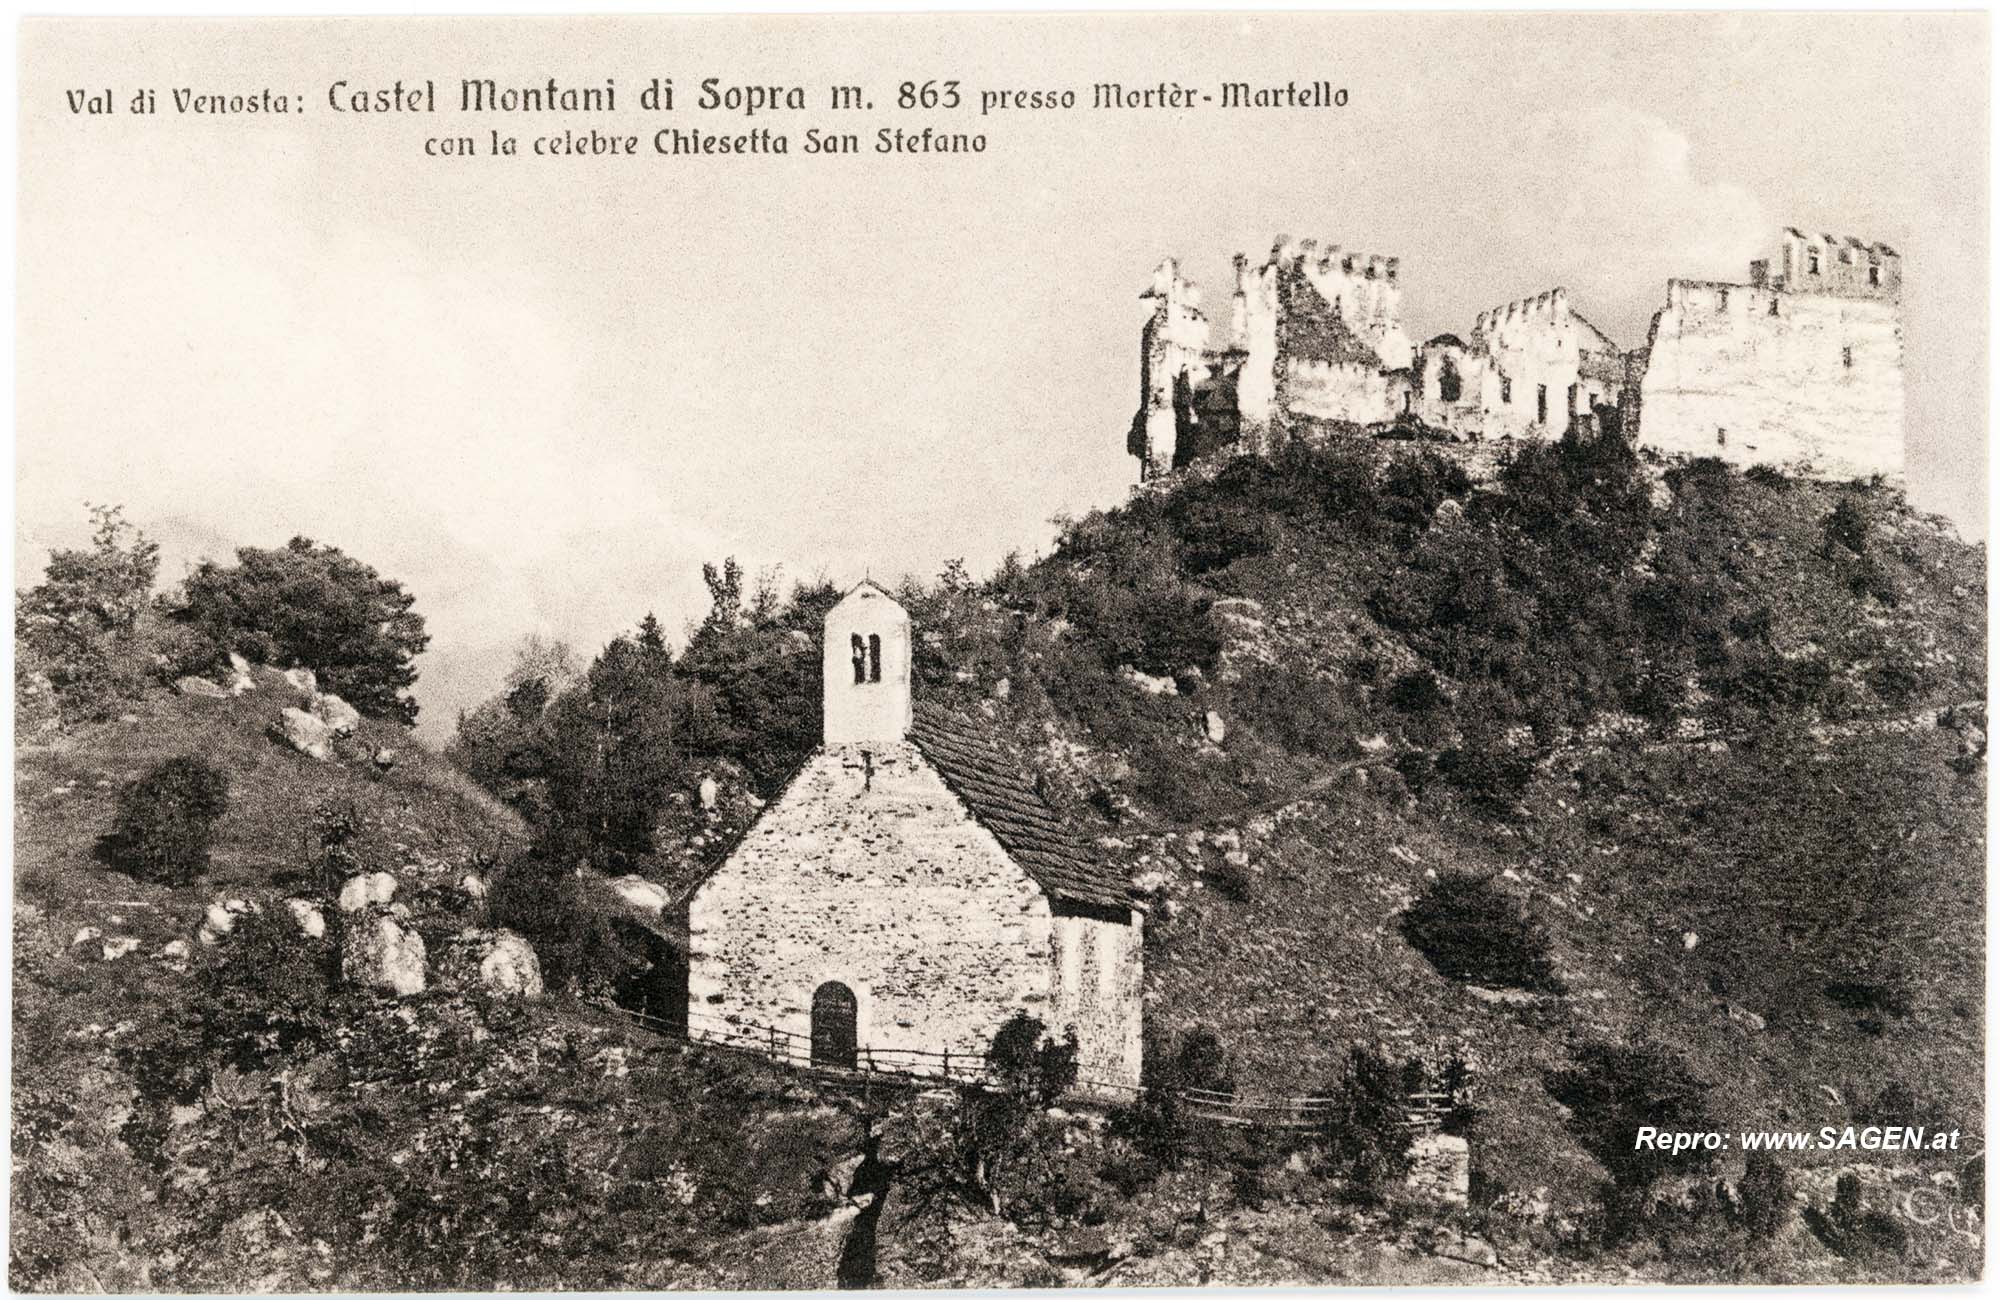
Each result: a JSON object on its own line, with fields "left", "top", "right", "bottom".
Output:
{"left": 105, "top": 755, "right": 231, "bottom": 885}
{"left": 1318, "top": 1046, "right": 1414, "bottom": 1198}
{"left": 537, "top": 636, "right": 684, "bottom": 872}
{"left": 1547, "top": 1040, "right": 1715, "bottom": 1236}
{"left": 16, "top": 504, "right": 162, "bottom": 717}
{"left": 173, "top": 537, "right": 429, "bottom": 724}
{"left": 1400, "top": 872, "right": 1565, "bottom": 992}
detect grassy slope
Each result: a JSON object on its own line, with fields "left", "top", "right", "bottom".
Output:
{"left": 959, "top": 453, "right": 1986, "bottom": 1214}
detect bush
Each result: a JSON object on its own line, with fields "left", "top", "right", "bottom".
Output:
{"left": 173, "top": 536, "right": 430, "bottom": 724}
{"left": 1317, "top": 1046, "right": 1414, "bottom": 1198}
{"left": 15, "top": 504, "right": 161, "bottom": 721}
{"left": 986, "top": 1011, "right": 1080, "bottom": 1105}
{"left": 1546, "top": 1040, "right": 1715, "bottom": 1237}
{"left": 1739, "top": 1150, "right": 1791, "bottom": 1239}
{"left": 1400, "top": 872, "right": 1565, "bottom": 993}
{"left": 1386, "top": 670, "right": 1444, "bottom": 714}
{"left": 1115, "top": 1025, "right": 1235, "bottom": 1172}
{"left": 105, "top": 755, "right": 231, "bottom": 885}
{"left": 488, "top": 852, "right": 636, "bottom": 995}
{"left": 1824, "top": 497, "right": 1871, "bottom": 555}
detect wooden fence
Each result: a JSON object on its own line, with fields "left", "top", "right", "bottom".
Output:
{"left": 609, "top": 1005, "right": 1468, "bottom": 1133}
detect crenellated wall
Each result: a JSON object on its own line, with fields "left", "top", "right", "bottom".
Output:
{"left": 1637, "top": 277, "right": 1904, "bottom": 480}
{"left": 1132, "top": 225, "right": 1903, "bottom": 485}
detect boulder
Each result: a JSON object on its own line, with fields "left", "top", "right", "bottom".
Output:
{"left": 101, "top": 935, "right": 142, "bottom": 961}
{"left": 337, "top": 871, "right": 398, "bottom": 913}
{"left": 174, "top": 676, "right": 228, "bottom": 699}
{"left": 71, "top": 926, "right": 103, "bottom": 948}
{"left": 699, "top": 776, "right": 720, "bottom": 811}
{"left": 459, "top": 871, "right": 489, "bottom": 901}
{"left": 477, "top": 929, "right": 544, "bottom": 997}
{"left": 341, "top": 914, "right": 427, "bottom": 996}
{"left": 611, "top": 874, "right": 671, "bottom": 915}
{"left": 372, "top": 747, "right": 399, "bottom": 774}
{"left": 274, "top": 707, "right": 334, "bottom": 761}
{"left": 1204, "top": 710, "right": 1228, "bottom": 744}
{"left": 226, "top": 652, "right": 257, "bottom": 695}
{"left": 198, "top": 898, "right": 259, "bottom": 945}
{"left": 157, "top": 939, "right": 191, "bottom": 970}
{"left": 1118, "top": 664, "right": 1179, "bottom": 696}
{"left": 283, "top": 667, "right": 319, "bottom": 696}
{"left": 1725, "top": 1002, "right": 1766, "bottom": 1033}
{"left": 1427, "top": 1227, "right": 1497, "bottom": 1268}
{"left": 311, "top": 693, "right": 361, "bottom": 737}
{"left": 992, "top": 677, "right": 1012, "bottom": 700}
{"left": 286, "top": 898, "right": 327, "bottom": 939}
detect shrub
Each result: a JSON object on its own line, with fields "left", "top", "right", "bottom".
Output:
{"left": 173, "top": 536, "right": 430, "bottom": 724}
{"left": 1739, "top": 1150, "right": 1791, "bottom": 1239}
{"left": 488, "top": 852, "right": 636, "bottom": 995}
{"left": 1546, "top": 1040, "right": 1715, "bottom": 1237}
{"left": 1400, "top": 872, "right": 1564, "bottom": 993}
{"left": 1824, "top": 497, "right": 1871, "bottom": 555}
{"left": 1170, "top": 497, "right": 1278, "bottom": 574}
{"left": 1317, "top": 1046, "right": 1414, "bottom": 1198}
{"left": 15, "top": 504, "right": 161, "bottom": 720}
{"left": 1386, "top": 670, "right": 1444, "bottom": 714}
{"left": 1805, "top": 1170, "right": 1909, "bottom": 1260}
{"left": 1205, "top": 857, "right": 1255, "bottom": 903}
{"left": 986, "top": 1011, "right": 1080, "bottom": 1105}
{"left": 105, "top": 755, "right": 231, "bottom": 885}
{"left": 1115, "top": 1025, "right": 1235, "bottom": 1172}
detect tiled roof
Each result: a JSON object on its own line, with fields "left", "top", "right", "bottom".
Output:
{"left": 909, "top": 701, "right": 1133, "bottom": 913}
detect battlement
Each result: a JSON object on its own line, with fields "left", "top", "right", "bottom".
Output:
{"left": 1130, "top": 221, "right": 1905, "bottom": 485}
{"left": 1767, "top": 227, "right": 1901, "bottom": 301}
{"left": 1474, "top": 287, "right": 1570, "bottom": 337}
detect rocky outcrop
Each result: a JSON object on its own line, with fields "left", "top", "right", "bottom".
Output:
{"left": 311, "top": 693, "right": 361, "bottom": 737}
{"left": 341, "top": 914, "right": 427, "bottom": 996}
{"left": 286, "top": 898, "right": 327, "bottom": 939}
{"left": 174, "top": 676, "right": 228, "bottom": 699}
{"left": 274, "top": 708, "right": 334, "bottom": 761}
{"left": 198, "top": 898, "right": 259, "bottom": 946}
{"left": 337, "top": 871, "right": 398, "bottom": 913}
{"left": 477, "top": 929, "right": 544, "bottom": 997}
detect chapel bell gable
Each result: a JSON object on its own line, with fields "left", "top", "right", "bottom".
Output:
{"left": 822, "top": 580, "right": 912, "bottom": 745}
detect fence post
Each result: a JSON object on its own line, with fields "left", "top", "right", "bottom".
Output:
{"left": 943, "top": 1047, "right": 951, "bottom": 1081}
{"left": 768, "top": 1024, "right": 779, "bottom": 1062}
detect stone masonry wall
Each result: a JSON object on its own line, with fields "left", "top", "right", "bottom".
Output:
{"left": 1637, "top": 278, "right": 1904, "bottom": 481}
{"left": 690, "top": 742, "right": 1058, "bottom": 1071}
{"left": 1049, "top": 908, "right": 1145, "bottom": 1092}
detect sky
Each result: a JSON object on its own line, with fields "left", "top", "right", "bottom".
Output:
{"left": 17, "top": 14, "right": 1989, "bottom": 740}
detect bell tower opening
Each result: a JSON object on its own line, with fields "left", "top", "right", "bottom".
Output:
{"left": 822, "top": 579, "right": 913, "bottom": 745}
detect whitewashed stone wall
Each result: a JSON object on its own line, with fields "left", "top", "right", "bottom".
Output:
{"left": 1637, "top": 279, "right": 1904, "bottom": 481}
{"left": 1049, "top": 909, "right": 1145, "bottom": 1091}
{"left": 689, "top": 742, "right": 1057, "bottom": 1068}
{"left": 1467, "top": 289, "right": 1616, "bottom": 439}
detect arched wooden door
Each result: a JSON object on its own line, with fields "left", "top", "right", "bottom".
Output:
{"left": 811, "top": 981, "right": 858, "bottom": 1069}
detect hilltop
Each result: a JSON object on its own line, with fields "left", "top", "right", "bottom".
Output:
{"left": 11, "top": 431, "right": 1987, "bottom": 1287}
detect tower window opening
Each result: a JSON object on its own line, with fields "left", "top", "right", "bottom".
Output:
{"left": 1842, "top": 345, "right": 1853, "bottom": 369}
{"left": 1807, "top": 249, "right": 1821, "bottom": 275}
{"left": 1718, "top": 287, "right": 1729, "bottom": 310}
{"left": 1717, "top": 428, "right": 1727, "bottom": 447}
{"left": 1501, "top": 376, "right": 1513, "bottom": 405}
{"left": 868, "top": 633, "right": 882, "bottom": 683}
{"left": 850, "top": 634, "right": 867, "bottom": 684}
{"left": 1769, "top": 297, "right": 1780, "bottom": 316}
{"left": 1869, "top": 264, "right": 1882, "bottom": 287}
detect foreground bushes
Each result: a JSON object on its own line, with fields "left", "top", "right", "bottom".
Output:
{"left": 105, "top": 755, "right": 231, "bottom": 885}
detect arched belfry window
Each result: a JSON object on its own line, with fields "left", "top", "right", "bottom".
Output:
{"left": 850, "top": 634, "right": 867, "bottom": 684}
{"left": 811, "top": 981, "right": 858, "bottom": 1069}
{"left": 868, "top": 634, "right": 882, "bottom": 683}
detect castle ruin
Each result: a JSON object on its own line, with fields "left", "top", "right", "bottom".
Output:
{"left": 1134, "top": 228, "right": 1905, "bottom": 484}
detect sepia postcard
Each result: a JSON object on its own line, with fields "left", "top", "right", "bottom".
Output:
{"left": 11, "top": 11, "right": 1990, "bottom": 1290}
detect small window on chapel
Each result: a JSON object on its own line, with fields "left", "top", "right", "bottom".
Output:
{"left": 1842, "top": 345, "right": 1854, "bottom": 369}
{"left": 1769, "top": 297, "right": 1780, "bottom": 317}
{"left": 1869, "top": 264, "right": 1882, "bottom": 287}
{"left": 1717, "top": 287, "right": 1729, "bottom": 310}
{"left": 1808, "top": 249, "right": 1821, "bottom": 275}
{"left": 868, "top": 634, "right": 882, "bottom": 683}
{"left": 1717, "top": 428, "right": 1728, "bottom": 447}
{"left": 850, "top": 634, "right": 867, "bottom": 684}
{"left": 1501, "top": 376, "right": 1513, "bottom": 405}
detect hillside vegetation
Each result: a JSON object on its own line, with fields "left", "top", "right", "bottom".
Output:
{"left": 12, "top": 431, "right": 1986, "bottom": 1287}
